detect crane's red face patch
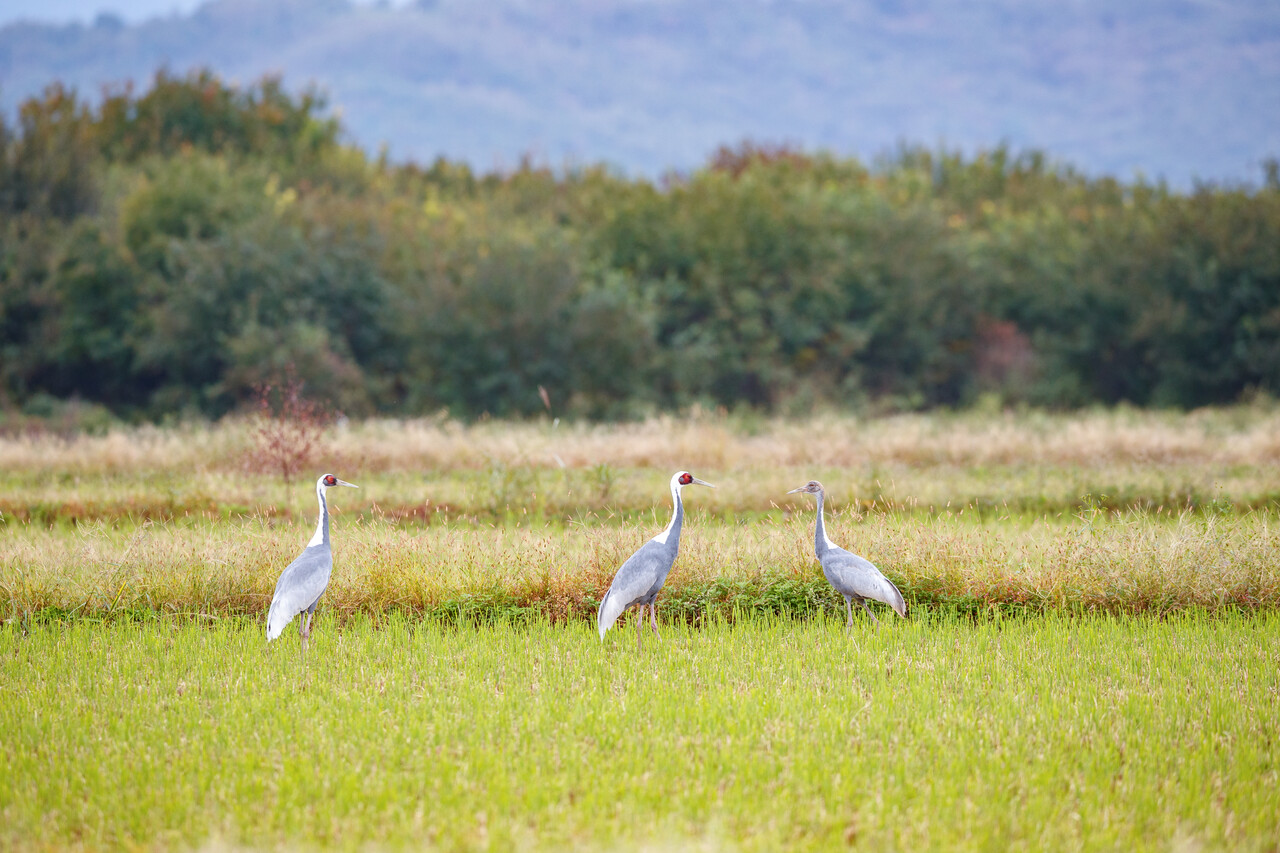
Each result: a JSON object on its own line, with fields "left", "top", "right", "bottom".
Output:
{"left": 679, "top": 473, "right": 693, "bottom": 486}
{"left": 323, "top": 475, "right": 337, "bottom": 487}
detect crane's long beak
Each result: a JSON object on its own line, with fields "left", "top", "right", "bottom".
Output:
{"left": 692, "top": 477, "right": 716, "bottom": 488}
{"left": 337, "top": 479, "right": 359, "bottom": 488}
{"left": 786, "top": 486, "right": 806, "bottom": 494}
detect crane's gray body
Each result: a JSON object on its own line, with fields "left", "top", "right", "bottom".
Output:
{"left": 792, "top": 482, "right": 906, "bottom": 625}
{"left": 598, "top": 509, "right": 681, "bottom": 623}
{"left": 266, "top": 474, "right": 356, "bottom": 646}
{"left": 266, "top": 541, "right": 333, "bottom": 641}
{"left": 597, "top": 471, "right": 711, "bottom": 644}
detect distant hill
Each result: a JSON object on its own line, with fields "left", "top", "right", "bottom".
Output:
{"left": 2, "top": 0, "right": 1278, "bottom": 184}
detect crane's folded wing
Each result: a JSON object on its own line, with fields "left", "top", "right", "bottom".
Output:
{"left": 267, "top": 547, "right": 334, "bottom": 638}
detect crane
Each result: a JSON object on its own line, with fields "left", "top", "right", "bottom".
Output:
{"left": 598, "top": 470, "right": 714, "bottom": 648}
{"left": 266, "top": 473, "right": 358, "bottom": 652}
{"left": 787, "top": 480, "right": 907, "bottom": 627}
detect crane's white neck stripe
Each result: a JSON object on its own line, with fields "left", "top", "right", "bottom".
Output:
{"left": 651, "top": 481, "right": 682, "bottom": 544}
{"left": 308, "top": 484, "right": 327, "bottom": 548}
{"left": 816, "top": 494, "right": 837, "bottom": 550}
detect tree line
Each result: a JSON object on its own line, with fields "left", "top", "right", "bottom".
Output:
{"left": 3, "top": 70, "right": 1278, "bottom": 422}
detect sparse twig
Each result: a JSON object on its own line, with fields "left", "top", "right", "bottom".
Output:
{"left": 244, "top": 367, "right": 339, "bottom": 484}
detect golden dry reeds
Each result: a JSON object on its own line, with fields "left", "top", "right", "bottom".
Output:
{"left": 4, "top": 504, "right": 1277, "bottom": 623}
{"left": 3, "top": 406, "right": 1280, "bottom": 524}
{"left": 5, "top": 405, "right": 1280, "bottom": 477}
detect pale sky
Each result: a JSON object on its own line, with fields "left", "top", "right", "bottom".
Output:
{"left": 0, "top": 0, "right": 404, "bottom": 26}
{"left": 1, "top": 1, "right": 204, "bottom": 24}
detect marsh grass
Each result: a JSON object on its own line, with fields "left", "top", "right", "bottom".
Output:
{"left": 3, "top": 406, "right": 1280, "bottom": 525}
{"left": 6, "top": 405, "right": 1280, "bottom": 474}
{"left": 4, "top": 505, "right": 1277, "bottom": 626}
{"left": 2, "top": 614, "right": 1277, "bottom": 851}
{"left": 2, "top": 408, "right": 1279, "bottom": 623}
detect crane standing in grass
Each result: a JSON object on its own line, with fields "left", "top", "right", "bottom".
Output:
{"left": 266, "top": 473, "right": 359, "bottom": 653}
{"left": 787, "top": 480, "right": 907, "bottom": 627}
{"left": 598, "top": 471, "right": 715, "bottom": 648}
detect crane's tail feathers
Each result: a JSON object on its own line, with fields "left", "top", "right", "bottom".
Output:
{"left": 265, "top": 600, "right": 294, "bottom": 641}
{"left": 597, "top": 589, "right": 624, "bottom": 641}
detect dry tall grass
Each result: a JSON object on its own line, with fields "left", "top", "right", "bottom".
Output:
{"left": 4, "top": 405, "right": 1280, "bottom": 474}
{"left": 3, "top": 407, "right": 1278, "bottom": 620}
{"left": 4, "top": 505, "right": 1276, "bottom": 623}
{"left": 3, "top": 406, "right": 1280, "bottom": 523}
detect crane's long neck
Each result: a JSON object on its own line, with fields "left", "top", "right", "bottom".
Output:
{"left": 814, "top": 490, "right": 835, "bottom": 556}
{"left": 652, "top": 483, "right": 684, "bottom": 547}
{"left": 307, "top": 483, "right": 329, "bottom": 548}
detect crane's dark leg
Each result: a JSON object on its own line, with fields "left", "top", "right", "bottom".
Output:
{"left": 859, "top": 598, "right": 882, "bottom": 627}
{"left": 301, "top": 611, "right": 312, "bottom": 655}
{"left": 844, "top": 596, "right": 854, "bottom": 629}
{"left": 650, "top": 602, "right": 660, "bottom": 636}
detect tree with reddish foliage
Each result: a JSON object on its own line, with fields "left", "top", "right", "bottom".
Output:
{"left": 244, "top": 367, "right": 339, "bottom": 484}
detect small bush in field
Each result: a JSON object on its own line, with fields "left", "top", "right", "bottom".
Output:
{"left": 244, "top": 370, "right": 338, "bottom": 483}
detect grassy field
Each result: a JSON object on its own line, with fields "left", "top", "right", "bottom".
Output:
{"left": 3, "top": 615, "right": 1278, "bottom": 851}
{"left": 2, "top": 408, "right": 1279, "bottom": 849}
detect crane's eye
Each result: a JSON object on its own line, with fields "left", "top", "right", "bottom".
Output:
{"left": 324, "top": 475, "right": 337, "bottom": 486}
{"left": 679, "top": 473, "right": 693, "bottom": 485}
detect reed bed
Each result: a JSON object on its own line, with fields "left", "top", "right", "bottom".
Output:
{"left": 5, "top": 405, "right": 1280, "bottom": 475}
{"left": 4, "top": 506, "right": 1276, "bottom": 625}
{"left": 3, "top": 407, "right": 1279, "bottom": 528}
{"left": 3, "top": 408, "right": 1279, "bottom": 623}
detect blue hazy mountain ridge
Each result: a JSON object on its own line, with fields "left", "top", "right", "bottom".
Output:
{"left": 1, "top": 0, "right": 1277, "bottom": 185}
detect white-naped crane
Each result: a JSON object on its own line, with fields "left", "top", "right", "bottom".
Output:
{"left": 266, "top": 473, "right": 358, "bottom": 652}
{"left": 598, "top": 471, "right": 714, "bottom": 648}
{"left": 787, "top": 480, "right": 906, "bottom": 627}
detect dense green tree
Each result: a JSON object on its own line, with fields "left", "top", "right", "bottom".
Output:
{"left": 116, "top": 156, "right": 398, "bottom": 415}
{"left": 0, "top": 215, "right": 59, "bottom": 405}
{"left": 38, "top": 219, "right": 144, "bottom": 406}
{"left": 1136, "top": 187, "right": 1280, "bottom": 405}
{"left": 97, "top": 69, "right": 340, "bottom": 169}
{"left": 2, "top": 84, "right": 99, "bottom": 220}
{"left": 1, "top": 70, "right": 1278, "bottom": 422}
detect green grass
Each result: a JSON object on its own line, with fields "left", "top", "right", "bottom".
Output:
{"left": 2, "top": 614, "right": 1277, "bottom": 851}
{"left": 2, "top": 460, "right": 1278, "bottom": 526}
